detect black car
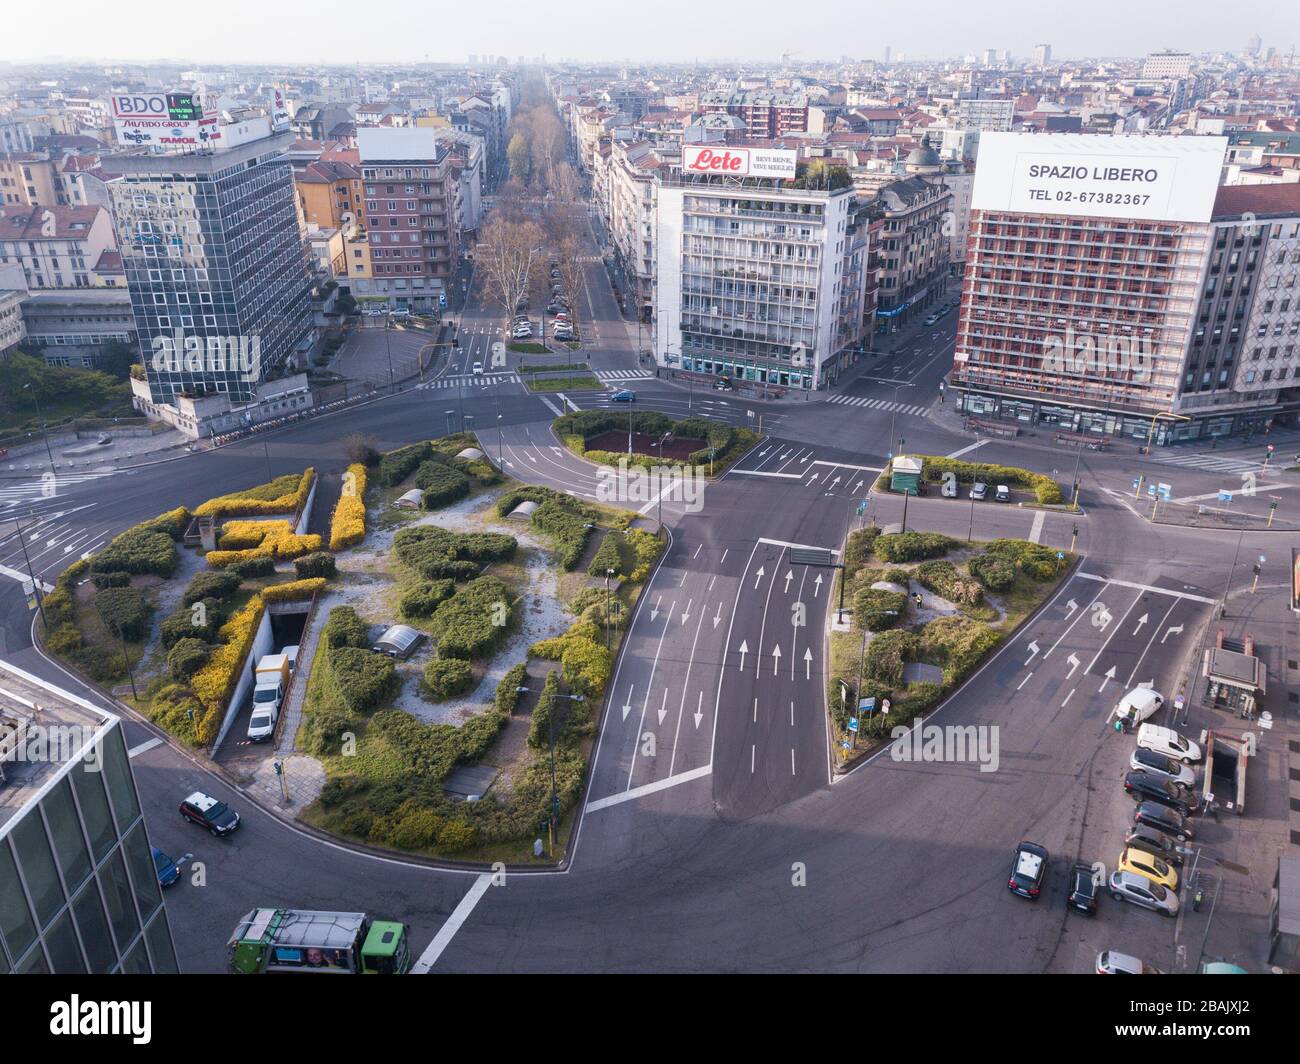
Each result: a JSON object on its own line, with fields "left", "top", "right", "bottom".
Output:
{"left": 1124, "top": 823, "right": 1184, "bottom": 867}
{"left": 1008, "top": 841, "right": 1048, "bottom": 899}
{"left": 1123, "top": 771, "right": 1197, "bottom": 816}
{"left": 1066, "top": 862, "right": 1099, "bottom": 914}
{"left": 179, "top": 791, "right": 241, "bottom": 836}
{"left": 1133, "top": 800, "right": 1194, "bottom": 841}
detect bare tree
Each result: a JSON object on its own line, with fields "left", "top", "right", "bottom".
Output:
{"left": 477, "top": 211, "right": 545, "bottom": 346}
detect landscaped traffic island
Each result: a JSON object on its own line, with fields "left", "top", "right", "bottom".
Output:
{"left": 554, "top": 408, "right": 759, "bottom": 475}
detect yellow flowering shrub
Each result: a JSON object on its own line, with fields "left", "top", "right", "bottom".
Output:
{"left": 189, "top": 594, "right": 264, "bottom": 744}
{"left": 206, "top": 520, "right": 323, "bottom": 568}
{"left": 329, "top": 463, "right": 368, "bottom": 551}
{"left": 194, "top": 468, "right": 316, "bottom": 520}
{"left": 261, "top": 577, "right": 326, "bottom": 602}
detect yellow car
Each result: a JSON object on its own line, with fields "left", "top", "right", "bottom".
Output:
{"left": 1118, "top": 846, "right": 1179, "bottom": 891}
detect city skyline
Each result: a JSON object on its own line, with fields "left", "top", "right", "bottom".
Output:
{"left": 3, "top": 0, "right": 1294, "bottom": 66}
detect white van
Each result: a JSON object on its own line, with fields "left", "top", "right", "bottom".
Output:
{"left": 247, "top": 703, "right": 278, "bottom": 742}
{"left": 1114, "top": 687, "right": 1164, "bottom": 728}
{"left": 1136, "top": 723, "right": 1202, "bottom": 764}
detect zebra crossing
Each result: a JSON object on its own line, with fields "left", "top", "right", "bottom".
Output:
{"left": 1150, "top": 452, "right": 1271, "bottom": 476}
{"left": 0, "top": 470, "right": 120, "bottom": 511}
{"left": 595, "top": 369, "right": 652, "bottom": 381}
{"left": 418, "top": 373, "right": 521, "bottom": 390}
{"left": 827, "top": 394, "right": 930, "bottom": 417}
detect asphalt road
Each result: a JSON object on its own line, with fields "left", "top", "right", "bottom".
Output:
{"left": 1, "top": 191, "right": 1295, "bottom": 974}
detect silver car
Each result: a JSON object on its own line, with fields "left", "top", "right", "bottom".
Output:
{"left": 1129, "top": 748, "right": 1196, "bottom": 789}
{"left": 1108, "top": 870, "right": 1180, "bottom": 917}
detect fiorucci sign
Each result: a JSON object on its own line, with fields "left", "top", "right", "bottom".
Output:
{"left": 683, "top": 145, "right": 798, "bottom": 179}
{"left": 971, "top": 133, "right": 1228, "bottom": 223}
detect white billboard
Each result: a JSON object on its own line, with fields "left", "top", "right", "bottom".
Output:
{"left": 111, "top": 91, "right": 219, "bottom": 150}
{"left": 971, "top": 133, "right": 1227, "bottom": 223}
{"left": 682, "top": 145, "right": 798, "bottom": 180}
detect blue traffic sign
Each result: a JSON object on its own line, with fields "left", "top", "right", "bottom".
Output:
{"left": 847, "top": 717, "right": 859, "bottom": 732}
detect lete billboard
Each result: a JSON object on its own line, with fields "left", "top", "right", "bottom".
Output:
{"left": 971, "top": 133, "right": 1228, "bottom": 223}
{"left": 683, "top": 145, "right": 798, "bottom": 180}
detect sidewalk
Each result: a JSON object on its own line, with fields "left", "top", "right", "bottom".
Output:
{"left": 0, "top": 424, "right": 194, "bottom": 478}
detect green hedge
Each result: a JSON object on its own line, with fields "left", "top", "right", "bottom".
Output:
{"left": 983, "top": 539, "right": 1062, "bottom": 582}
{"left": 918, "top": 616, "right": 1003, "bottom": 687}
{"left": 864, "top": 630, "right": 920, "bottom": 686}
{"left": 429, "top": 575, "right": 513, "bottom": 659}
{"left": 393, "top": 525, "right": 517, "bottom": 580}
{"left": 911, "top": 455, "right": 1064, "bottom": 506}
{"left": 294, "top": 551, "right": 337, "bottom": 579}
{"left": 181, "top": 569, "right": 241, "bottom": 606}
{"left": 913, "top": 559, "right": 984, "bottom": 607}
{"left": 422, "top": 657, "right": 475, "bottom": 701}
{"left": 495, "top": 662, "right": 529, "bottom": 715}
{"left": 531, "top": 500, "right": 591, "bottom": 570}
{"left": 400, "top": 578, "right": 456, "bottom": 619}
{"left": 90, "top": 570, "right": 131, "bottom": 590}
{"left": 416, "top": 460, "right": 471, "bottom": 509}
{"left": 854, "top": 587, "right": 908, "bottom": 631}
{"left": 587, "top": 531, "right": 624, "bottom": 577}
{"left": 93, "top": 586, "right": 153, "bottom": 642}
{"left": 968, "top": 552, "right": 1017, "bottom": 590}
{"left": 325, "top": 646, "right": 399, "bottom": 714}
{"left": 91, "top": 527, "right": 177, "bottom": 577}
{"left": 167, "top": 637, "right": 209, "bottom": 682}
{"left": 324, "top": 605, "right": 370, "bottom": 649}
{"left": 526, "top": 672, "right": 562, "bottom": 751}
{"left": 874, "top": 531, "right": 958, "bottom": 563}
{"left": 377, "top": 441, "right": 432, "bottom": 487}
{"left": 160, "top": 599, "right": 225, "bottom": 649}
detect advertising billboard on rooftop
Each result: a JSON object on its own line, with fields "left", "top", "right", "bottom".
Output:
{"left": 682, "top": 145, "right": 798, "bottom": 180}
{"left": 971, "top": 133, "right": 1228, "bottom": 223}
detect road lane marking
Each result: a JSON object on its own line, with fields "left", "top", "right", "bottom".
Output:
{"left": 757, "top": 537, "right": 840, "bottom": 554}
{"left": 1075, "top": 572, "right": 1215, "bottom": 604}
{"left": 1042, "top": 578, "right": 1107, "bottom": 659}
{"left": 1125, "top": 600, "right": 1180, "bottom": 687}
{"left": 946, "top": 440, "right": 987, "bottom": 459}
{"left": 1083, "top": 589, "right": 1145, "bottom": 679}
{"left": 586, "top": 765, "right": 712, "bottom": 812}
{"left": 410, "top": 873, "right": 493, "bottom": 973}
{"left": 1017, "top": 672, "right": 1032, "bottom": 691}
{"left": 127, "top": 737, "right": 163, "bottom": 758}
{"left": 1028, "top": 510, "right": 1046, "bottom": 544}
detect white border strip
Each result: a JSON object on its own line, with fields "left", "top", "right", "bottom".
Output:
{"left": 585, "top": 765, "right": 712, "bottom": 812}
{"left": 410, "top": 872, "right": 493, "bottom": 973}
{"left": 1075, "top": 572, "right": 1216, "bottom": 604}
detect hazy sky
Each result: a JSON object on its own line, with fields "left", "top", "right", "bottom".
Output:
{"left": 5, "top": 0, "right": 1296, "bottom": 66}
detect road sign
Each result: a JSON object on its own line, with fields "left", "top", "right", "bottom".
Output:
{"left": 1219, "top": 490, "right": 1233, "bottom": 502}
{"left": 847, "top": 717, "right": 859, "bottom": 732}
{"left": 858, "top": 696, "right": 876, "bottom": 716}
{"left": 1132, "top": 477, "right": 1142, "bottom": 489}
{"left": 1056, "top": 551, "right": 1064, "bottom": 560}
{"left": 789, "top": 547, "right": 835, "bottom": 567}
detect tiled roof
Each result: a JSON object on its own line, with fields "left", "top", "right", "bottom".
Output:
{"left": 1212, "top": 182, "right": 1300, "bottom": 221}
{"left": 0, "top": 204, "right": 104, "bottom": 241}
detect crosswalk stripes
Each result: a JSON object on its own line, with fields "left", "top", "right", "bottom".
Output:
{"left": 826, "top": 394, "right": 930, "bottom": 417}
{"left": 1151, "top": 453, "right": 1267, "bottom": 475}
{"left": 595, "top": 369, "right": 651, "bottom": 381}
{"left": 0, "top": 471, "right": 119, "bottom": 509}
{"left": 418, "top": 373, "right": 521, "bottom": 390}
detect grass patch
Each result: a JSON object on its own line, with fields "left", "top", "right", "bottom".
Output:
{"left": 528, "top": 374, "right": 601, "bottom": 392}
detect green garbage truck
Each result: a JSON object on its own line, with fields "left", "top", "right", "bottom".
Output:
{"left": 228, "top": 908, "right": 411, "bottom": 974}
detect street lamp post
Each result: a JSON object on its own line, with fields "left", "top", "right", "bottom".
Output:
{"left": 22, "top": 382, "right": 56, "bottom": 478}
{"left": 888, "top": 383, "right": 914, "bottom": 462}
{"left": 16, "top": 511, "right": 47, "bottom": 632}
{"left": 383, "top": 313, "right": 395, "bottom": 393}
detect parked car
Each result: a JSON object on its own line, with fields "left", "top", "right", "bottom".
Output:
{"left": 1124, "top": 771, "right": 1197, "bottom": 815}
{"left": 284, "top": 645, "right": 300, "bottom": 673}
{"left": 1097, "top": 950, "right": 1161, "bottom": 975}
{"left": 1136, "top": 723, "right": 1202, "bottom": 764}
{"left": 390, "top": 307, "right": 410, "bottom": 320}
{"left": 1118, "top": 845, "right": 1179, "bottom": 890}
{"left": 152, "top": 846, "right": 187, "bottom": 888}
{"left": 247, "top": 704, "right": 277, "bottom": 743}
{"left": 512, "top": 326, "right": 533, "bottom": 339}
{"left": 994, "top": 484, "right": 1012, "bottom": 503}
{"left": 1066, "top": 862, "right": 1098, "bottom": 915}
{"left": 1108, "top": 870, "right": 1180, "bottom": 917}
{"left": 713, "top": 377, "right": 734, "bottom": 390}
{"left": 1133, "top": 800, "right": 1194, "bottom": 841}
{"left": 610, "top": 390, "right": 636, "bottom": 403}
{"left": 179, "top": 792, "right": 241, "bottom": 837}
{"left": 1115, "top": 687, "right": 1164, "bottom": 728}
{"left": 1007, "top": 841, "right": 1048, "bottom": 899}
{"left": 970, "top": 481, "right": 988, "bottom": 501}
{"left": 1124, "top": 824, "right": 1184, "bottom": 868}
{"left": 1130, "top": 747, "right": 1196, "bottom": 788}
{"left": 923, "top": 312, "right": 940, "bottom": 326}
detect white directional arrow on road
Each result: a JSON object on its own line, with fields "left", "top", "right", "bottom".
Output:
{"left": 852, "top": 480, "right": 864, "bottom": 493}
{"left": 803, "top": 647, "right": 813, "bottom": 679}
{"left": 753, "top": 567, "right": 766, "bottom": 590}
{"left": 1066, "top": 653, "right": 1081, "bottom": 679}
{"left": 784, "top": 571, "right": 793, "bottom": 592}
{"left": 693, "top": 691, "right": 704, "bottom": 729}
{"left": 1024, "top": 640, "right": 1040, "bottom": 665}
{"left": 1065, "top": 599, "right": 1079, "bottom": 616}
{"left": 622, "top": 686, "right": 636, "bottom": 721}
{"left": 1098, "top": 666, "right": 1116, "bottom": 693}
{"left": 771, "top": 644, "right": 782, "bottom": 675}
{"left": 737, "top": 641, "right": 749, "bottom": 670}
{"left": 650, "top": 596, "right": 661, "bottom": 622}
{"left": 807, "top": 473, "right": 819, "bottom": 484}
{"left": 657, "top": 690, "right": 668, "bottom": 726}
{"left": 1161, "top": 624, "right": 1184, "bottom": 644}
{"left": 813, "top": 574, "right": 823, "bottom": 598}
{"left": 712, "top": 603, "right": 724, "bottom": 628}
{"left": 680, "top": 599, "right": 692, "bottom": 625}
{"left": 1133, "top": 613, "right": 1149, "bottom": 635}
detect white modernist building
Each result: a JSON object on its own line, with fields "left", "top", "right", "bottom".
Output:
{"left": 653, "top": 149, "right": 863, "bottom": 390}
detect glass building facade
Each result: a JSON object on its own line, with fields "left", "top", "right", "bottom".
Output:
{"left": 1, "top": 665, "right": 177, "bottom": 975}
{"left": 110, "top": 131, "right": 314, "bottom": 405}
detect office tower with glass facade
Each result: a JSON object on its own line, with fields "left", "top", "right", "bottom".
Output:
{"left": 109, "top": 129, "right": 314, "bottom": 405}
{"left": 1, "top": 659, "right": 177, "bottom": 974}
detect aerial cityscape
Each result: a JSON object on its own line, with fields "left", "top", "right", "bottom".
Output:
{"left": 1, "top": 0, "right": 1299, "bottom": 1020}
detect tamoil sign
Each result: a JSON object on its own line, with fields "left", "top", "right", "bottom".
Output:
{"left": 683, "top": 145, "right": 797, "bottom": 179}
